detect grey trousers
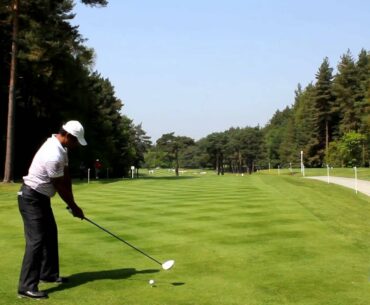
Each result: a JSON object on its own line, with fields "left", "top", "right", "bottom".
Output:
{"left": 18, "top": 185, "right": 59, "bottom": 292}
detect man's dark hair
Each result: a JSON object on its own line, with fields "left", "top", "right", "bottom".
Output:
{"left": 60, "top": 127, "right": 78, "bottom": 141}
{"left": 59, "top": 127, "right": 68, "bottom": 136}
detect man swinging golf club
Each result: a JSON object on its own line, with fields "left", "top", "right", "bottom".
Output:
{"left": 17, "top": 120, "right": 87, "bottom": 299}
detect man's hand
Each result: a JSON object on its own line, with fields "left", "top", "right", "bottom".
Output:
{"left": 71, "top": 206, "right": 84, "bottom": 219}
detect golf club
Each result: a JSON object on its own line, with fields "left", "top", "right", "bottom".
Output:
{"left": 77, "top": 211, "right": 174, "bottom": 270}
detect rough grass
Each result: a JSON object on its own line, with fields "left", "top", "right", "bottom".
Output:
{"left": 1, "top": 170, "right": 370, "bottom": 305}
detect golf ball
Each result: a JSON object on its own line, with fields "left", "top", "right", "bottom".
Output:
{"left": 149, "top": 279, "right": 155, "bottom": 285}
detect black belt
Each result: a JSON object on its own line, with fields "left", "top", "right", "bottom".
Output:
{"left": 21, "top": 184, "right": 49, "bottom": 199}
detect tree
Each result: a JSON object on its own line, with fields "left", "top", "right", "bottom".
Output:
{"left": 263, "top": 107, "right": 292, "bottom": 167}
{"left": 239, "top": 127, "right": 265, "bottom": 173}
{"left": 224, "top": 128, "right": 245, "bottom": 173}
{"left": 2, "top": 0, "right": 110, "bottom": 181}
{"left": 292, "top": 83, "right": 316, "bottom": 163}
{"left": 329, "top": 132, "right": 366, "bottom": 167}
{"left": 311, "top": 57, "right": 336, "bottom": 165}
{"left": 129, "top": 123, "right": 152, "bottom": 176}
{"left": 355, "top": 49, "right": 370, "bottom": 165}
{"left": 202, "top": 132, "right": 228, "bottom": 175}
{"left": 156, "top": 133, "right": 194, "bottom": 176}
{"left": 81, "top": 0, "right": 107, "bottom": 5}
{"left": 143, "top": 149, "right": 167, "bottom": 169}
{"left": 333, "top": 50, "right": 361, "bottom": 134}
{"left": 3, "top": 0, "right": 19, "bottom": 182}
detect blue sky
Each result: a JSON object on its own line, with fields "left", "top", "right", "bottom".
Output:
{"left": 71, "top": 0, "right": 370, "bottom": 142}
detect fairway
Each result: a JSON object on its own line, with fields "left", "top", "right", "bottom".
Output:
{"left": 1, "top": 172, "right": 370, "bottom": 305}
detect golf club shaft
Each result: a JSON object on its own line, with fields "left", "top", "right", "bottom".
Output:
{"left": 84, "top": 217, "right": 163, "bottom": 266}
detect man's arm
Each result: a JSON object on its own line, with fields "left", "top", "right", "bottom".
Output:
{"left": 52, "top": 166, "right": 84, "bottom": 219}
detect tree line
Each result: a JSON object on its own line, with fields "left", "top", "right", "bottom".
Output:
{"left": 2, "top": 1, "right": 369, "bottom": 181}
{"left": 264, "top": 50, "right": 370, "bottom": 169}
{"left": 147, "top": 50, "right": 370, "bottom": 174}
{"left": 1, "top": 0, "right": 151, "bottom": 181}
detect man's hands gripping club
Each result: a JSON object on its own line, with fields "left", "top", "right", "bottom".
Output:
{"left": 67, "top": 207, "right": 84, "bottom": 219}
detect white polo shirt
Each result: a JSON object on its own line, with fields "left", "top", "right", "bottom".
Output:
{"left": 23, "top": 135, "right": 68, "bottom": 197}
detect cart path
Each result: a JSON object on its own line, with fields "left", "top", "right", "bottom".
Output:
{"left": 306, "top": 176, "right": 370, "bottom": 197}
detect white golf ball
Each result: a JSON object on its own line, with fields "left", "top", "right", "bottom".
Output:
{"left": 149, "top": 279, "right": 155, "bottom": 285}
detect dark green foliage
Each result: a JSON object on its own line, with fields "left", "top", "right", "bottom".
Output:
{"left": 81, "top": 0, "right": 107, "bottom": 6}
{"left": 159, "top": 127, "right": 265, "bottom": 174}
{"left": 262, "top": 50, "right": 370, "bottom": 168}
{"left": 1, "top": 0, "right": 151, "bottom": 179}
{"left": 333, "top": 51, "right": 361, "bottom": 134}
{"left": 307, "top": 57, "right": 336, "bottom": 166}
{"left": 328, "top": 131, "right": 366, "bottom": 167}
{"left": 156, "top": 133, "right": 195, "bottom": 176}
{"left": 200, "top": 132, "right": 228, "bottom": 174}
{"left": 225, "top": 126, "right": 265, "bottom": 173}
{"left": 263, "top": 106, "right": 293, "bottom": 167}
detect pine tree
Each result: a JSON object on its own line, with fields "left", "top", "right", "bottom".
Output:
{"left": 311, "top": 57, "right": 336, "bottom": 165}
{"left": 355, "top": 49, "right": 370, "bottom": 134}
{"left": 333, "top": 50, "right": 361, "bottom": 134}
{"left": 355, "top": 49, "right": 370, "bottom": 165}
{"left": 1, "top": 0, "right": 113, "bottom": 180}
{"left": 263, "top": 107, "right": 292, "bottom": 167}
{"left": 293, "top": 83, "right": 316, "bottom": 156}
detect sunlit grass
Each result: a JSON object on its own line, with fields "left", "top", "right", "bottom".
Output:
{"left": 259, "top": 167, "right": 370, "bottom": 181}
{"left": 1, "top": 171, "right": 370, "bottom": 305}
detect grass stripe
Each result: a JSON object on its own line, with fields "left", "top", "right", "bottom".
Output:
{"left": 1, "top": 171, "right": 370, "bottom": 304}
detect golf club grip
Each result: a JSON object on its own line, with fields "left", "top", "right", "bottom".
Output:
{"left": 83, "top": 217, "right": 162, "bottom": 266}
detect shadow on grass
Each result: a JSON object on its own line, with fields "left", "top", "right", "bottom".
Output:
{"left": 72, "top": 179, "right": 123, "bottom": 185}
{"left": 73, "top": 176, "right": 199, "bottom": 184}
{"left": 44, "top": 268, "right": 159, "bottom": 294}
{"left": 139, "top": 176, "right": 199, "bottom": 180}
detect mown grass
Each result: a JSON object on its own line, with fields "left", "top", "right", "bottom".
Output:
{"left": 261, "top": 167, "right": 370, "bottom": 181}
{"left": 1, "top": 170, "right": 370, "bottom": 305}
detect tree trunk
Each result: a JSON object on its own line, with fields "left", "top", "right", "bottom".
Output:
{"left": 362, "top": 143, "right": 365, "bottom": 167}
{"left": 220, "top": 153, "right": 224, "bottom": 175}
{"left": 238, "top": 151, "right": 242, "bottom": 173}
{"left": 3, "top": 0, "right": 19, "bottom": 183}
{"left": 175, "top": 150, "right": 179, "bottom": 176}
{"left": 216, "top": 152, "right": 220, "bottom": 175}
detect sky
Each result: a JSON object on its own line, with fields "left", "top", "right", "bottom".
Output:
{"left": 71, "top": 0, "right": 370, "bottom": 142}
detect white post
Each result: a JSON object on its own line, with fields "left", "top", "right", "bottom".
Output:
{"left": 300, "top": 151, "right": 305, "bottom": 177}
{"left": 87, "top": 168, "right": 90, "bottom": 184}
{"left": 300, "top": 151, "right": 304, "bottom": 176}
{"left": 278, "top": 165, "right": 280, "bottom": 175}
{"left": 268, "top": 162, "right": 271, "bottom": 172}
{"left": 354, "top": 166, "right": 358, "bottom": 194}
{"left": 300, "top": 151, "right": 303, "bottom": 171}
{"left": 327, "top": 164, "right": 330, "bottom": 184}
{"left": 131, "top": 166, "right": 135, "bottom": 179}
{"left": 289, "top": 162, "right": 292, "bottom": 174}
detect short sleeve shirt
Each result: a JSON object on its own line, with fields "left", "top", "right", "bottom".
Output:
{"left": 23, "top": 135, "right": 68, "bottom": 197}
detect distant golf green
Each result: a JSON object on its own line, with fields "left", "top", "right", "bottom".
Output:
{"left": 2, "top": 170, "right": 370, "bottom": 305}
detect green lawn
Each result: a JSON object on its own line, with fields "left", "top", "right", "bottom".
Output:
{"left": 1, "top": 171, "right": 370, "bottom": 305}
{"left": 262, "top": 166, "right": 370, "bottom": 181}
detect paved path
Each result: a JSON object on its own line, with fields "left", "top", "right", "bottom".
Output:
{"left": 306, "top": 176, "right": 370, "bottom": 197}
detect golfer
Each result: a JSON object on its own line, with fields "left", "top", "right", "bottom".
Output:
{"left": 17, "top": 120, "right": 87, "bottom": 299}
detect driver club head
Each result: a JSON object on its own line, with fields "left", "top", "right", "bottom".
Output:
{"left": 162, "top": 260, "right": 175, "bottom": 270}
